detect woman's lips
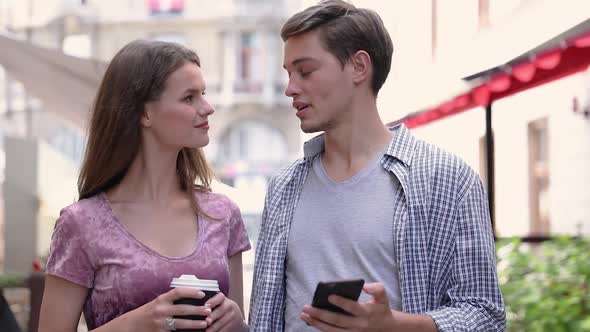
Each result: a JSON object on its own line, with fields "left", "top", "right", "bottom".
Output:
{"left": 194, "top": 121, "right": 209, "bottom": 129}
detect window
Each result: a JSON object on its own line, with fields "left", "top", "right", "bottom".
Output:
{"left": 49, "top": 126, "right": 85, "bottom": 163}
{"left": 234, "top": 32, "right": 262, "bottom": 93}
{"left": 239, "top": 32, "right": 253, "bottom": 81}
{"left": 528, "top": 118, "right": 550, "bottom": 235}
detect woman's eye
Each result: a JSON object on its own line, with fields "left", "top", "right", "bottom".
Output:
{"left": 184, "top": 95, "right": 194, "bottom": 103}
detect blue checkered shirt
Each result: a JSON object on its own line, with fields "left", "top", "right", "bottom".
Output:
{"left": 248, "top": 125, "right": 506, "bottom": 331}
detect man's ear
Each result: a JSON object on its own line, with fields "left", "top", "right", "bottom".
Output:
{"left": 351, "top": 50, "right": 372, "bottom": 85}
{"left": 141, "top": 103, "right": 153, "bottom": 127}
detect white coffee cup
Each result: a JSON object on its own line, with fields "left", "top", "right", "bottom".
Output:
{"left": 170, "top": 275, "right": 220, "bottom": 332}
{"left": 170, "top": 274, "right": 219, "bottom": 292}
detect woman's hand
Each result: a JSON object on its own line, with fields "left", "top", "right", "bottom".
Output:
{"left": 131, "top": 287, "right": 212, "bottom": 332}
{"left": 203, "top": 292, "right": 247, "bottom": 332}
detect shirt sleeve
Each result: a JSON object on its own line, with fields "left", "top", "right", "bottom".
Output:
{"left": 45, "top": 206, "right": 95, "bottom": 288}
{"left": 426, "top": 177, "right": 506, "bottom": 331}
{"left": 226, "top": 197, "right": 252, "bottom": 257}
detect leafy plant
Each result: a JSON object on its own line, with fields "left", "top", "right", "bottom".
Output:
{"left": 0, "top": 272, "right": 27, "bottom": 288}
{"left": 497, "top": 236, "right": 590, "bottom": 332}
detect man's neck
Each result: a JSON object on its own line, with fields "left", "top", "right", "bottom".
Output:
{"left": 321, "top": 104, "right": 394, "bottom": 181}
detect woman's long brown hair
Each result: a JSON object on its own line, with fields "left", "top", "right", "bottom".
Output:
{"left": 78, "top": 40, "right": 213, "bottom": 215}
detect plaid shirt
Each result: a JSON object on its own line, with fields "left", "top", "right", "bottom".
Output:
{"left": 249, "top": 125, "right": 506, "bottom": 331}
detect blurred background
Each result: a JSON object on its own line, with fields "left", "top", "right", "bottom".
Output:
{"left": 0, "top": 0, "right": 588, "bottom": 331}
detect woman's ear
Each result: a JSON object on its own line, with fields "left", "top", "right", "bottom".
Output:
{"left": 141, "top": 104, "right": 153, "bottom": 127}
{"left": 351, "top": 50, "right": 372, "bottom": 85}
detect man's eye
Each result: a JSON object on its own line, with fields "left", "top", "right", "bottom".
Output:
{"left": 300, "top": 71, "right": 311, "bottom": 78}
{"left": 184, "top": 95, "right": 194, "bottom": 103}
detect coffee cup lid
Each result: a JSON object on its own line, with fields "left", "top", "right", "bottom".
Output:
{"left": 170, "top": 274, "right": 219, "bottom": 291}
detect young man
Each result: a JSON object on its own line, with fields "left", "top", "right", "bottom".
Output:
{"left": 249, "top": 1, "right": 505, "bottom": 331}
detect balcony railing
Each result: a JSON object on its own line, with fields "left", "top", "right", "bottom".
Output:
{"left": 205, "top": 80, "right": 290, "bottom": 107}
{"left": 234, "top": 81, "right": 262, "bottom": 93}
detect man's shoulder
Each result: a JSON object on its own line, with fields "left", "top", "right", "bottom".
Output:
{"left": 269, "top": 158, "right": 306, "bottom": 184}
{"left": 387, "top": 124, "right": 472, "bottom": 177}
{"left": 415, "top": 139, "right": 467, "bottom": 167}
{"left": 412, "top": 139, "right": 480, "bottom": 192}
{"left": 262, "top": 158, "right": 310, "bottom": 203}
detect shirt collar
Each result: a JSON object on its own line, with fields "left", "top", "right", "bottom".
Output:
{"left": 302, "top": 124, "right": 417, "bottom": 167}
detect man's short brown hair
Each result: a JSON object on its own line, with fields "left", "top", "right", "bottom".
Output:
{"left": 281, "top": 0, "right": 394, "bottom": 95}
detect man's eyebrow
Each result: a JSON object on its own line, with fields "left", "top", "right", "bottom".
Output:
{"left": 283, "top": 57, "right": 315, "bottom": 69}
{"left": 182, "top": 87, "right": 206, "bottom": 95}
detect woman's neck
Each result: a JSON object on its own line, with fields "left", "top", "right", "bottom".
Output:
{"left": 110, "top": 143, "right": 184, "bottom": 205}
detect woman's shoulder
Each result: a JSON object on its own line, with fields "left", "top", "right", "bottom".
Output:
{"left": 196, "top": 190, "right": 240, "bottom": 219}
{"left": 56, "top": 193, "right": 108, "bottom": 229}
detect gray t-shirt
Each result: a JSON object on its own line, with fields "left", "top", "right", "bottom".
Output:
{"left": 285, "top": 150, "right": 402, "bottom": 331}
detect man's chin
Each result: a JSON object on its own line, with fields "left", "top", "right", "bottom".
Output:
{"left": 300, "top": 123, "right": 323, "bottom": 134}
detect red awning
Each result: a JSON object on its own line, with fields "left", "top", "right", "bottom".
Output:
{"left": 397, "top": 31, "right": 590, "bottom": 129}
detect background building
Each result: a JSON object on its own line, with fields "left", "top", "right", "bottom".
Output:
{"left": 408, "top": 0, "right": 590, "bottom": 238}
{"left": 0, "top": 0, "right": 305, "bottom": 320}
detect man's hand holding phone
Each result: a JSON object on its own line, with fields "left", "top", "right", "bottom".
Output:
{"left": 301, "top": 282, "right": 397, "bottom": 331}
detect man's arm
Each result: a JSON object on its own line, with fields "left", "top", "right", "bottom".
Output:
{"left": 390, "top": 311, "right": 437, "bottom": 331}
{"left": 425, "top": 177, "right": 506, "bottom": 331}
{"left": 247, "top": 174, "right": 276, "bottom": 330}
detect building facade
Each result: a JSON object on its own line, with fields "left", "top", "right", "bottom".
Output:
{"left": 409, "top": 0, "right": 590, "bottom": 237}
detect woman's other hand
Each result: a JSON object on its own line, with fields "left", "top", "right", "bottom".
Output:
{"left": 203, "top": 292, "right": 247, "bottom": 332}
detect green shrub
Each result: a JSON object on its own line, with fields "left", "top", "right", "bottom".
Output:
{"left": 497, "top": 236, "right": 590, "bottom": 332}
{"left": 0, "top": 272, "right": 27, "bottom": 288}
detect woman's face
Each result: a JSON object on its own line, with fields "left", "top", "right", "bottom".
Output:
{"left": 143, "top": 62, "right": 215, "bottom": 149}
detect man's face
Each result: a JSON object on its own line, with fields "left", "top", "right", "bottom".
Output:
{"left": 283, "top": 30, "right": 355, "bottom": 133}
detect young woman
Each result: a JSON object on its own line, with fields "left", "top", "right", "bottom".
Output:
{"left": 39, "top": 40, "right": 250, "bottom": 332}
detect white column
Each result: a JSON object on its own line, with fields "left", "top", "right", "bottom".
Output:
{"left": 3, "top": 137, "right": 39, "bottom": 274}
{"left": 222, "top": 29, "right": 237, "bottom": 107}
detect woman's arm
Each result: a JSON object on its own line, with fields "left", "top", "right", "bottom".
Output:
{"left": 39, "top": 275, "right": 211, "bottom": 332}
{"left": 228, "top": 253, "right": 245, "bottom": 313}
{"left": 39, "top": 275, "right": 137, "bottom": 332}
{"left": 39, "top": 275, "right": 88, "bottom": 332}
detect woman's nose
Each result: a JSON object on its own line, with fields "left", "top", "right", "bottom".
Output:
{"left": 199, "top": 100, "right": 215, "bottom": 116}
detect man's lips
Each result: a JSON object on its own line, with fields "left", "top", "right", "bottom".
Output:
{"left": 293, "top": 101, "right": 311, "bottom": 117}
{"left": 194, "top": 121, "right": 209, "bottom": 128}
{"left": 296, "top": 107, "right": 310, "bottom": 118}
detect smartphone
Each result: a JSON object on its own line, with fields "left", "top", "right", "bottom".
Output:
{"left": 311, "top": 279, "right": 365, "bottom": 316}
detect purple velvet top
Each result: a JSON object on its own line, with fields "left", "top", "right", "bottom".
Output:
{"left": 46, "top": 191, "right": 251, "bottom": 329}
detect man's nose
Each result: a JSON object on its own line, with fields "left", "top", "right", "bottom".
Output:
{"left": 285, "top": 78, "right": 301, "bottom": 97}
